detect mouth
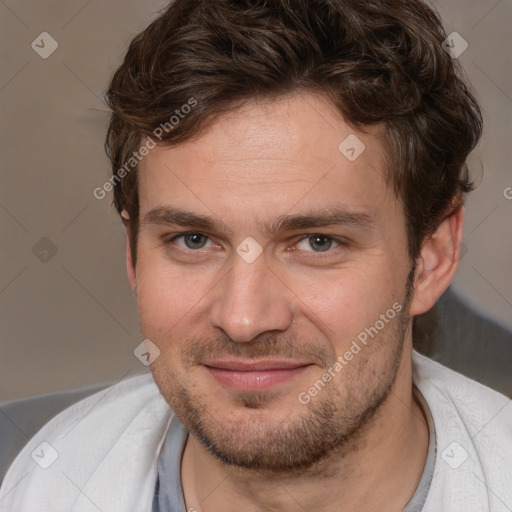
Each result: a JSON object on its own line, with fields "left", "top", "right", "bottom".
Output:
{"left": 203, "top": 359, "right": 314, "bottom": 391}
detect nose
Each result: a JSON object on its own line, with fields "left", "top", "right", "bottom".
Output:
{"left": 208, "top": 252, "right": 295, "bottom": 343}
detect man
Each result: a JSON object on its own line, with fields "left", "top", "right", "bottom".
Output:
{"left": 1, "top": 0, "right": 511, "bottom": 511}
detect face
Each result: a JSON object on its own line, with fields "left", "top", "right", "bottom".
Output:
{"left": 131, "top": 92, "right": 415, "bottom": 472}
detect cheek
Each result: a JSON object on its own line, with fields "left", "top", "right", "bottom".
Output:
{"left": 285, "top": 260, "right": 407, "bottom": 346}
{"left": 134, "top": 251, "right": 211, "bottom": 338}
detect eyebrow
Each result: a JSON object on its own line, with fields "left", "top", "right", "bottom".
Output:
{"left": 266, "top": 208, "right": 374, "bottom": 234}
{"left": 142, "top": 206, "right": 374, "bottom": 235}
{"left": 143, "top": 207, "right": 232, "bottom": 233}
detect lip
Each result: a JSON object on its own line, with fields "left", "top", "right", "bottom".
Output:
{"left": 204, "top": 359, "right": 313, "bottom": 391}
{"left": 205, "top": 359, "right": 311, "bottom": 371}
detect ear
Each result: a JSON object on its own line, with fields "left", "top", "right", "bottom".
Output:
{"left": 121, "top": 210, "right": 137, "bottom": 293}
{"left": 409, "top": 203, "right": 465, "bottom": 316}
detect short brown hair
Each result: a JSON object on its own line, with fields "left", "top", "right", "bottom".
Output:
{"left": 105, "top": 0, "right": 482, "bottom": 267}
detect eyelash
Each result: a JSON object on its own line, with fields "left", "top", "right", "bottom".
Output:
{"left": 166, "top": 232, "right": 217, "bottom": 251}
{"left": 164, "top": 231, "right": 348, "bottom": 256}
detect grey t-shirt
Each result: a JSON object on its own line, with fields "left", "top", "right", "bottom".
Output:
{"left": 152, "top": 386, "right": 436, "bottom": 512}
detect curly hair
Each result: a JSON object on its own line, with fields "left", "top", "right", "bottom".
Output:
{"left": 104, "top": 0, "right": 482, "bottom": 267}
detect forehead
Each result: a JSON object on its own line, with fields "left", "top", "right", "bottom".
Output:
{"left": 137, "top": 92, "right": 396, "bottom": 225}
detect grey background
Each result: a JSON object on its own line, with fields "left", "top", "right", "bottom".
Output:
{"left": 1, "top": 0, "right": 511, "bottom": 401}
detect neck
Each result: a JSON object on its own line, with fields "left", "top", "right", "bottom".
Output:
{"left": 181, "top": 346, "right": 429, "bottom": 512}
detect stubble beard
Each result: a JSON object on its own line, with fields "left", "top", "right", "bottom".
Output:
{"left": 150, "top": 295, "right": 412, "bottom": 476}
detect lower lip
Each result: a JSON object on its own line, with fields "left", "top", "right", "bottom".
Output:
{"left": 205, "top": 366, "right": 311, "bottom": 391}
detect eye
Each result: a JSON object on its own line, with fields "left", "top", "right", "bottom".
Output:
{"left": 172, "top": 232, "right": 214, "bottom": 250}
{"left": 296, "top": 234, "right": 341, "bottom": 252}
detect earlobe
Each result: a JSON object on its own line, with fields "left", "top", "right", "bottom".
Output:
{"left": 409, "top": 204, "right": 465, "bottom": 316}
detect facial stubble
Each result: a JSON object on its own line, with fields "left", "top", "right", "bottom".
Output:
{"left": 150, "top": 291, "right": 412, "bottom": 475}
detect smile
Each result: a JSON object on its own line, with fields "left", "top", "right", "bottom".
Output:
{"left": 204, "top": 360, "right": 313, "bottom": 391}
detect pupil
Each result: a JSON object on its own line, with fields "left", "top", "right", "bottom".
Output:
{"left": 311, "top": 235, "right": 331, "bottom": 252}
{"left": 185, "top": 233, "right": 206, "bottom": 249}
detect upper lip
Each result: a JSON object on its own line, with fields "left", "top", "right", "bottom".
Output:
{"left": 204, "top": 359, "right": 312, "bottom": 371}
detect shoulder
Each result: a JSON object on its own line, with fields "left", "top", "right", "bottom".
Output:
{"left": 0, "top": 373, "right": 169, "bottom": 511}
{"left": 0, "top": 381, "right": 116, "bottom": 487}
{"left": 413, "top": 351, "right": 512, "bottom": 510}
{"left": 414, "top": 287, "right": 512, "bottom": 396}
{"left": 413, "top": 350, "right": 511, "bottom": 433}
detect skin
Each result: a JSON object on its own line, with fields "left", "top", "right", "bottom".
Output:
{"left": 124, "top": 92, "right": 464, "bottom": 511}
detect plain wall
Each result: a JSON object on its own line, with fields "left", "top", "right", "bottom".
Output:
{"left": 1, "top": 0, "right": 511, "bottom": 401}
